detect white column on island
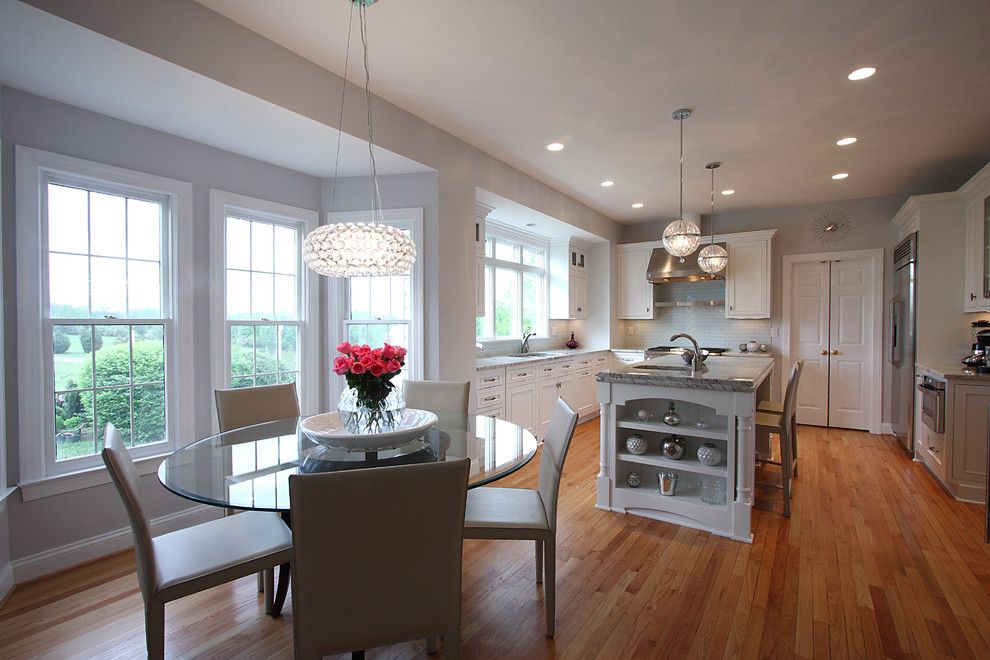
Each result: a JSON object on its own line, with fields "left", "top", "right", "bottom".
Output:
{"left": 595, "top": 381, "right": 613, "bottom": 511}
{"left": 736, "top": 415, "right": 755, "bottom": 505}
{"left": 598, "top": 402, "right": 610, "bottom": 480}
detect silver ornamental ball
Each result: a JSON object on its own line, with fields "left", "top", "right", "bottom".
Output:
{"left": 625, "top": 434, "right": 648, "bottom": 455}
{"left": 626, "top": 472, "right": 642, "bottom": 488}
{"left": 636, "top": 408, "right": 651, "bottom": 421}
{"left": 663, "top": 402, "right": 681, "bottom": 426}
{"left": 661, "top": 435, "right": 686, "bottom": 460}
{"left": 697, "top": 442, "right": 723, "bottom": 466}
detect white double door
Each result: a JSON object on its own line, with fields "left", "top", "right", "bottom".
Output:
{"left": 788, "top": 255, "right": 877, "bottom": 430}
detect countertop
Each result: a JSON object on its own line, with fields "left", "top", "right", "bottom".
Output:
{"left": 916, "top": 361, "right": 990, "bottom": 382}
{"left": 596, "top": 354, "right": 774, "bottom": 392}
{"left": 476, "top": 347, "right": 611, "bottom": 370}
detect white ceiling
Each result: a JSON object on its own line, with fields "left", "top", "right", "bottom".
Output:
{"left": 196, "top": 0, "right": 990, "bottom": 222}
{"left": 0, "top": 1, "right": 432, "bottom": 178}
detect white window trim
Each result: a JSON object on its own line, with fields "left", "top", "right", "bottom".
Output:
{"left": 209, "top": 190, "right": 320, "bottom": 424}
{"left": 14, "top": 146, "right": 195, "bottom": 493}
{"left": 326, "top": 208, "right": 424, "bottom": 409}
{"left": 477, "top": 221, "right": 550, "bottom": 341}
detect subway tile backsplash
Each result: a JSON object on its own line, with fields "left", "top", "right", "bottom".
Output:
{"left": 621, "top": 281, "right": 773, "bottom": 351}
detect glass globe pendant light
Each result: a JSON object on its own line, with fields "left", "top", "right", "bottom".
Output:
{"left": 303, "top": 0, "right": 417, "bottom": 278}
{"left": 661, "top": 109, "right": 702, "bottom": 263}
{"left": 698, "top": 161, "right": 729, "bottom": 275}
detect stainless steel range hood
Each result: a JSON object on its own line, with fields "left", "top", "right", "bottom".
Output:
{"left": 646, "top": 245, "right": 726, "bottom": 284}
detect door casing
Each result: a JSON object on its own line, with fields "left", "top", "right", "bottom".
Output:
{"left": 781, "top": 249, "right": 884, "bottom": 435}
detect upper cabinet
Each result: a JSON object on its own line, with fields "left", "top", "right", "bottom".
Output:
{"left": 961, "top": 164, "right": 990, "bottom": 313}
{"left": 550, "top": 238, "right": 589, "bottom": 319}
{"left": 724, "top": 231, "right": 775, "bottom": 319}
{"left": 474, "top": 202, "right": 493, "bottom": 317}
{"left": 617, "top": 244, "right": 654, "bottom": 319}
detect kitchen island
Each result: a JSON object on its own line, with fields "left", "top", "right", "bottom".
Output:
{"left": 596, "top": 354, "right": 773, "bottom": 542}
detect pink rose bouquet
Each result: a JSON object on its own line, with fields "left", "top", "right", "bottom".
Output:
{"left": 334, "top": 342, "right": 407, "bottom": 432}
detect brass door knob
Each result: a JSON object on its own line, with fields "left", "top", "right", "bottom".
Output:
{"left": 820, "top": 350, "right": 828, "bottom": 356}
{"left": 830, "top": 349, "right": 839, "bottom": 355}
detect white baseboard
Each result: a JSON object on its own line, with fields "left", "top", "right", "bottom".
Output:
{"left": 881, "top": 422, "right": 894, "bottom": 436}
{"left": 11, "top": 504, "right": 221, "bottom": 584}
{"left": 0, "top": 561, "right": 14, "bottom": 607}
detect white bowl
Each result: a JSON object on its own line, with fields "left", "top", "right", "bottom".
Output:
{"left": 299, "top": 409, "right": 439, "bottom": 452}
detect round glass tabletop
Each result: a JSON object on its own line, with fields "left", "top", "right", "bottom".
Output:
{"left": 158, "top": 413, "right": 538, "bottom": 512}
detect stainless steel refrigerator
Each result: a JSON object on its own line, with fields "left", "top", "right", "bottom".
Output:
{"left": 889, "top": 233, "right": 917, "bottom": 453}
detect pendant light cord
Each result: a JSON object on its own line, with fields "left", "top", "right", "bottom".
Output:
{"left": 358, "top": 1, "right": 385, "bottom": 224}
{"left": 709, "top": 166, "right": 716, "bottom": 245}
{"left": 678, "top": 115, "right": 684, "bottom": 221}
{"left": 327, "top": 3, "right": 355, "bottom": 221}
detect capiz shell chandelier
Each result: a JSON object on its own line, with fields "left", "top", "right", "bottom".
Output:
{"left": 303, "top": 0, "right": 416, "bottom": 278}
{"left": 304, "top": 222, "right": 415, "bottom": 277}
{"left": 698, "top": 161, "right": 728, "bottom": 275}
{"left": 661, "top": 109, "right": 702, "bottom": 262}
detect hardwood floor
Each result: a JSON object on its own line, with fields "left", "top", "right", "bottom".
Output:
{"left": 2, "top": 421, "right": 989, "bottom": 658}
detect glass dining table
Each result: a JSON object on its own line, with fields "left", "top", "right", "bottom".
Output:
{"left": 157, "top": 412, "right": 538, "bottom": 616}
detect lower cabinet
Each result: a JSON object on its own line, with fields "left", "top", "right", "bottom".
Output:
{"left": 505, "top": 379, "right": 539, "bottom": 434}
{"left": 947, "top": 383, "right": 989, "bottom": 501}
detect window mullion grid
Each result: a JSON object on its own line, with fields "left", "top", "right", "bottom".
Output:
{"left": 128, "top": 324, "right": 135, "bottom": 448}
{"left": 88, "top": 325, "right": 98, "bottom": 455}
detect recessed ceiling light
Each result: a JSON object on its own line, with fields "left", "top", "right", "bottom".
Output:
{"left": 600, "top": 180, "right": 615, "bottom": 187}
{"left": 721, "top": 189, "right": 735, "bottom": 196}
{"left": 546, "top": 142, "right": 564, "bottom": 152}
{"left": 525, "top": 222, "right": 536, "bottom": 227}
{"left": 832, "top": 172, "right": 849, "bottom": 180}
{"left": 631, "top": 202, "right": 644, "bottom": 209}
{"left": 836, "top": 137, "right": 858, "bottom": 146}
{"left": 847, "top": 67, "right": 876, "bottom": 81}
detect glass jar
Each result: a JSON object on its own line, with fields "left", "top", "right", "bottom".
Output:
{"left": 700, "top": 477, "right": 727, "bottom": 505}
{"left": 337, "top": 386, "right": 406, "bottom": 434}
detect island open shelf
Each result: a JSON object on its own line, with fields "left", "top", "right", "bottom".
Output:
{"left": 595, "top": 354, "right": 773, "bottom": 543}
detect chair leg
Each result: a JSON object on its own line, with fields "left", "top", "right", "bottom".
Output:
{"left": 145, "top": 600, "right": 165, "bottom": 660}
{"left": 263, "top": 567, "right": 275, "bottom": 615}
{"left": 780, "top": 430, "right": 792, "bottom": 517}
{"left": 444, "top": 625, "right": 461, "bottom": 659}
{"left": 535, "top": 539, "right": 544, "bottom": 584}
{"left": 257, "top": 571, "right": 265, "bottom": 593}
{"left": 543, "top": 536, "right": 556, "bottom": 638}
{"left": 791, "top": 419, "right": 799, "bottom": 477}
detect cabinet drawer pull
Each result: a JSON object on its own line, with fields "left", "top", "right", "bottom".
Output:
{"left": 517, "top": 372, "right": 529, "bottom": 377}
{"left": 483, "top": 377, "right": 496, "bottom": 382}
{"left": 971, "top": 292, "right": 977, "bottom": 301}
{"left": 543, "top": 367, "right": 554, "bottom": 371}
{"left": 483, "top": 396, "right": 497, "bottom": 402}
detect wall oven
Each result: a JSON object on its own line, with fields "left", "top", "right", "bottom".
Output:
{"left": 916, "top": 376, "right": 945, "bottom": 434}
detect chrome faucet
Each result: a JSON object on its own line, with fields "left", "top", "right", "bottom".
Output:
{"left": 521, "top": 331, "right": 537, "bottom": 353}
{"left": 670, "top": 332, "right": 703, "bottom": 375}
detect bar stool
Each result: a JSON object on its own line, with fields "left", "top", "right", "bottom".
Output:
{"left": 755, "top": 361, "right": 802, "bottom": 516}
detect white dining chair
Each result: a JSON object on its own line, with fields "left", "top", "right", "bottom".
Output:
{"left": 289, "top": 459, "right": 470, "bottom": 659}
{"left": 755, "top": 361, "right": 803, "bottom": 516}
{"left": 402, "top": 379, "right": 471, "bottom": 415}
{"left": 101, "top": 423, "right": 292, "bottom": 659}
{"left": 462, "top": 398, "right": 578, "bottom": 637}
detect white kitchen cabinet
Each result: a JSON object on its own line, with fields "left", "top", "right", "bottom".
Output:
{"left": 505, "top": 379, "right": 539, "bottom": 434}
{"left": 618, "top": 243, "right": 655, "bottom": 319}
{"left": 539, "top": 378, "right": 563, "bottom": 437}
{"left": 550, "top": 238, "right": 590, "bottom": 320}
{"left": 574, "top": 370, "right": 598, "bottom": 417}
{"left": 947, "top": 382, "right": 989, "bottom": 501}
{"left": 960, "top": 164, "right": 990, "bottom": 312}
{"left": 725, "top": 233, "right": 773, "bottom": 319}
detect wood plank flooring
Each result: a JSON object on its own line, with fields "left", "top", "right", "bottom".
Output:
{"left": 2, "top": 421, "right": 989, "bottom": 658}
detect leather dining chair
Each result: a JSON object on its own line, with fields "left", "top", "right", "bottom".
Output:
{"left": 214, "top": 382, "right": 300, "bottom": 432}
{"left": 402, "top": 379, "right": 471, "bottom": 415}
{"left": 463, "top": 398, "right": 579, "bottom": 637}
{"left": 102, "top": 424, "right": 292, "bottom": 659}
{"left": 288, "top": 459, "right": 470, "bottom": 659}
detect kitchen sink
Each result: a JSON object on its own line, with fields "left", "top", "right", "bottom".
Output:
{"left": 636, "top": 364, "right": 690, "bottom": 372}
{"left": 505, "top": 352, "right": 553, "bottom": 358}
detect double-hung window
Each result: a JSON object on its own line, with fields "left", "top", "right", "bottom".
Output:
{"left": 476, "top": 225, "right": 549, "bottom": 340}
{"left": 332, "top": 208, "right": 424, "bottom": 390}
{"left": 211, "top": 191, "right": 319, "bottom": 417}
{"left": 15, "top": 147, "right": 194, "bottom": 484}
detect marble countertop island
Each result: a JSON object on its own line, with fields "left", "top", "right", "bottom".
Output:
{"left": 597, "top": 355, "right": 774, "bottom": 392}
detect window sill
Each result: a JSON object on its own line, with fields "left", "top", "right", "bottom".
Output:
{"left": 0, "top": 487, "right": 16, "bottom": 513}
{"left": 17, "top": 452, "right": 172, "bottom": 502}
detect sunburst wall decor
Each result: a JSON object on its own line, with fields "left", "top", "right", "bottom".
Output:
{"left": 812, "top": 208, "right": 853, "bottom": 244}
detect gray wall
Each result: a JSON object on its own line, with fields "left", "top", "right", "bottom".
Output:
{"left": 622, "top": 193, "right": 908, "bottom": 422}
{"left": 1, "top": 87, "right": 323, "bottom": 559}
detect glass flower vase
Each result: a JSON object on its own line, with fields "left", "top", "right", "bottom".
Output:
{"left": 337, "top": 386, "right": 406, "bottom": 434}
